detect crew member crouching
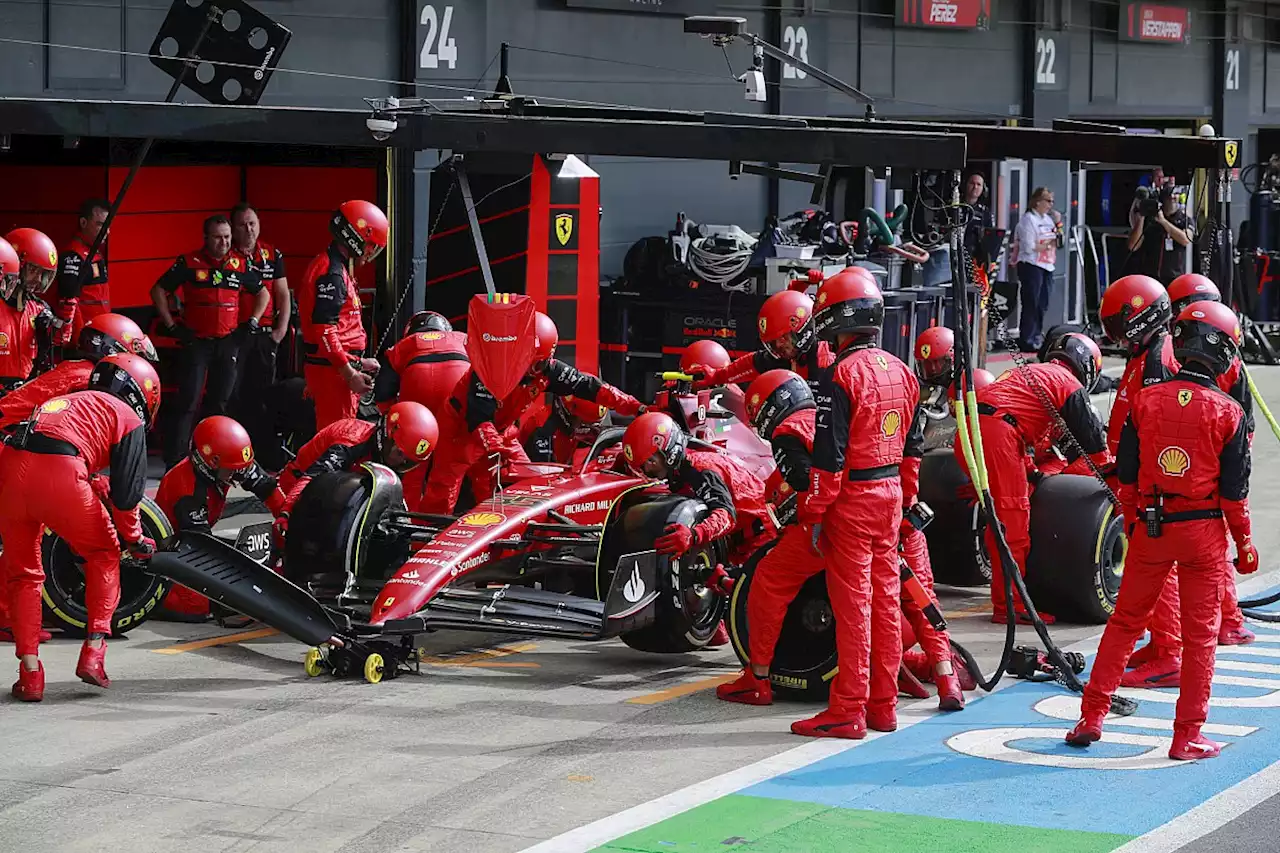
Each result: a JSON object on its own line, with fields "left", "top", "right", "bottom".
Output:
{"left": 2, "top": 354, "right": 161, "bottom": 700}
{"left": 155, "top": 416, "right": 285, "bottom": 620}
{"left": 1068, "top": 301, "right": 1256, "bottom": 761}
{"left": 694, "top": 288, "right": 832, "bottom": 388}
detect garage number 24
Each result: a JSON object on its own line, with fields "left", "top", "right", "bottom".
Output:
{"left": 420, "top": 4, "right": 459, "bottom": 71}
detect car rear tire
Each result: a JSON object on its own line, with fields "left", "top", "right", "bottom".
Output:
{"left": 41, "top": 496, "right": 174, "bottom": 637}
{"left": 1024, "top": 474, "right": 1125, "bottom": 624}
{"left": 726, "top": 540, "right": 837, "bottom": 701}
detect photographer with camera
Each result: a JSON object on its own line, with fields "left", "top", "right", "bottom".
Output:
{"left": 1126, "top": 182, "right": 1191, "bottom": 285}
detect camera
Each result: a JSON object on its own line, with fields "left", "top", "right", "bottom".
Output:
{"left": 366, "top": 116, "right": 398, "bottom": 142}
{"left": 1134, "top": 185, "right": 1172, "bottom": 218}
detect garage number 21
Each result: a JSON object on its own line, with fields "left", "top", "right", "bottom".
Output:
{"left": 420, "top": 4, "right": 459, "bottom": 71}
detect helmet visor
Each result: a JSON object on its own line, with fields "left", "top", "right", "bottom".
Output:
{"left": 917, "top": 354, "right": 954, "bottom": 386}
{"left": 21, "top": 263, "right": 53, "bottom": 296}
{"left": 762, "top": 331, "right": 800, "bottom": 361}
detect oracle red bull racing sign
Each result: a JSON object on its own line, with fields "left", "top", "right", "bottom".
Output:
{"left": 897, "top": 0, "right": 991, "bottom": 29}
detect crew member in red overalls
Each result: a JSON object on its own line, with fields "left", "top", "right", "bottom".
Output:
{"left": 374, "top": 311, "right": 470, "bottom": 416}
{"left": 524, "top": 395, "right": 608, "bottom": 465}
{"left": 792, "top": 270, "right": 921, "bottom": 738}
{"left": 1068, "top": 301, "right": 1256, "bottom": 761}
{"left": 296, "top": 200, "right": 387, "bottom": 429}
{"left": 955, "top": 333, "right": 1111, "bottom": 625}
{"left": 1, "top": 228, "right": 63, "bottom": 392}
{"left": 422, "top": 312, "right": 643, "bottom": 514}
{"left": 151, "top": 214, "right": 267, "bottom": 468}
{"left": 272, "top": 402, "right": 438, "bottom": 540}
{"left": 3, "top": 354, "right": 161, "bottom": 701}
{"left": 694, "top": 287, "right": 834, "bottom": 388}
{"left": 55, "top": 199, "right": 112, "bottom": 343}
{"left": 230, "top": 203, "right": 291, "bottom": 465}
{"left": 155, "top": 416, "right": 285, "bottom": 620}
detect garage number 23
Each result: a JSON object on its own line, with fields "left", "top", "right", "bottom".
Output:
{"left": 420, "top": 4, "right": 459, "bottom": 71}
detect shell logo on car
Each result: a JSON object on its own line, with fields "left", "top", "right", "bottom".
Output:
{"left": 39, "top": 398, "right": 69, "bottom": 414}
{"left": 459, "top": 511, "right": 504, "bottom": 527}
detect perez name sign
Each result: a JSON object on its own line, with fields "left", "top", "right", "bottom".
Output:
{"left": 1122, "top": 3, "right": 1191, "bottom": 44}
{"left": 897, "top": 0, "right": 991, "bottom": 30}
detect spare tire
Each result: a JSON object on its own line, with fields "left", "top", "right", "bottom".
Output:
{"left": 1025, "top": 474, "right": 1125, "bottom": 624}
{"left": 918, "top": 448, "right": 990, "bottom": 586}
{"left": 726, "top": 540, "right": 836, "bottom": 701}
{"left": 41, "top": 496, "right": 174, "bottom": 637}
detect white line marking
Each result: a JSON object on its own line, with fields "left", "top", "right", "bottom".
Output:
{"left": 1112, "top": 759, "right": 1280, "bottom": 853}
{"left": 1213, "top": 659, "right": 1280, "bottom": 676}
{"left": 1032, "top": 696, "right": 1258, "bottom": 737}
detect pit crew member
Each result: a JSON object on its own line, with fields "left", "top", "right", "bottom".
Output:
{"left": 693, "top": 287, "right": 836, "bottom": 388}
{"left": 296, "top": 200, "right": 387, "bottom": 429}
{"left": 2, "top": 354, "right": 161, "bottom": 700}
{"left": 1068, "top": 301, "right": 1254, "bottom": 761}
{"left": 151, "top": 214, "right": 267, "bottom": 468}
{"left": 1, "top": 228, "right": 63, "bottom": 391}
{"left": 373, "top": 310, "right": 470, "bottom": 417}
{"left": 54, "top": 199, "right": 112, "bottom": 342}
{"left": 954, "top": 333, "right": 1111, "bottom": 625}
{"left": 154, "top": 416, "right": 285, "bottom": 619}
{"left": 792, "top": 270, "right": 925, "bottom": 738}
{"left": 525, "top": 395, "right": 608, "bottom": 465}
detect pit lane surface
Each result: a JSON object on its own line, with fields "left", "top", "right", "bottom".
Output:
{"left": 2, "top": 360, "right": 1280, "bottom": 853}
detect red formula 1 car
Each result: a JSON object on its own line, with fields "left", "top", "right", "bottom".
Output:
{"left": 146, "top": 373, "right": 776, "bottom": 683}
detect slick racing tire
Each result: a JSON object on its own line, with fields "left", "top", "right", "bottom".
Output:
{"left": 918, "top": 448, "right": 991, "bottom": 587}
{"left": 608, "top": 495, "right": 727, "bottom": 654}
{"left": 727, "top": 540, "right": 837, "bottom": 701}
{"left": 1024, "top": 474, "right": 1126, "bottom": 624}
{"left": 40, "top": 496, "right": 174, "bottom": 637}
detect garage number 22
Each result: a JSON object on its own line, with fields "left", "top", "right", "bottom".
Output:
{"left": 420, "top": 4, "right": 459, "bottom": 71}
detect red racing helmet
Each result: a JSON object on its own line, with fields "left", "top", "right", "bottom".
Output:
{"left": 4, "top": 227, "right": 58, "bottom": 296}
{"left": 621, "top": 411, "right": 688, "bottom": 475}
{"left": 1044, "top": 332, "right": 1104, "bottom": 393}
{"left": 379, "top": 401, "right": 439, "bottom": 472}
{"left": 1172, "top": 301, "right": 1242, "bottom": 376}
{"left": 745, "top": 369, "right": 814, "bottom": 439}
{"left": 534, "top": 312, "right": 559, "bottom": 363}
{"left": 191, "top": 416, "right": 256, "bottom": 480}
{"left": 1100, "top": 275, "right": 1171, "bottom": 354}
{"left": 814, "top": 268, "right": 884, "bottom": 341}
{"left": 681, "top": 340, "right": 731, "bottom": 376}
{"left": 947, "top": 367, "right": 995, "bottom": 404}
{"left": 1167, "top": 273, "right": 1221, "bottom": 318}
{"left": 0, "top": 236, "right": 20, "bottom": 299}
{"left": 80, "top": 313, "right": 157, "bottom": 363}
{"left": 758, "top": 290, "right": 816, "bottom": 360}
{"left": 88, "top": 353, "right": 161, "bottom": 426}
{"left": 404, "top": 310, "right": 453, "bottom": 336}
{"left": 914, "top": 326, "right": 956, "bottom": 387}
{"left": 331, "top": 200, "right": 388, "bottom": 265}
{"left": 555, "top": 394, "right": 608, "bottom": 426}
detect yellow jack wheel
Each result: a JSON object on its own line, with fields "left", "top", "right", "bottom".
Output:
{"left": 363, "top": 652, "right": 385, "bottom": 684}
{"left": 303, "top": 647, "right": 325, "bottom": 678}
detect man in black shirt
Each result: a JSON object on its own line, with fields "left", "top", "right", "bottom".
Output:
{"left": 1127, "top": 184, "right": 1191, "bottom": 285}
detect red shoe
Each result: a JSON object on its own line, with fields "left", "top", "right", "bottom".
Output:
{"left": 75, "top": 641, "right": 110, "bottom": 688}
{"left": 897, "top": 664, "right": 930, "bottom": 699}
{"left": 952, "top": 653, "right": 978, "bottom": 692}
{"left": 1126, "top": 642, "right": 1166, "bottom": 669}
{"left": 1065, "top": 716, "right": 1103, "bottom": 747}
{"left": 1120, "top": 658, "right": 1181, "bottom": 688}
{"left": 991, "top": 609, "right": 1056, "bottom": 626}
{"left": 867, "top": 704, "right": 897, "bottom": 732}
{"left": 1169, "top": 733, "right": 1221, "bottom": 761}
{"left": 791, "top": 709, "right": 867, "bottom": 740}
{"left": 935, "top": 673, "right": 966, "bottom": 711}
{"left": 1219, "top": 626, "right": 1256, "bottom": 646}
{"left": 706, "top": 621, "right": 730, "bottom": 648}
{"left": 0, "top": 627, "right": 54, "bottom": 644}
{"left": 11, "top": 661, "right": 44, "bottom": 702}
{"left": 716, "top": 670, "right": 773, "bottom": 706}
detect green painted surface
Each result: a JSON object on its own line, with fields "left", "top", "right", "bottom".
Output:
{"left": 595, "top": 794, "right": 1136, "bottom": 853}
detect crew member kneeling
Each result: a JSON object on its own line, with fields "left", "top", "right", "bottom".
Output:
{"left": 3, "top": 354, "right": 161, "bottom": 701}
{"left": 793, "top": 269, "right": 923, "bottom": 738}
{"left": 1068, "top": 301, "right": 1256, "bottom": 761}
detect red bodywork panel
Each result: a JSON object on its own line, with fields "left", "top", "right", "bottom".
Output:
{"left": 370, "top": 469, "right": 650, "bottom": 624}
{"left": 466, "top": 294, "right": 536, "bottom": 401}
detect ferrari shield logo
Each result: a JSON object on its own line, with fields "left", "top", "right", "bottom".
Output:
{"left": 415, "top": 439, "right": 430, "bottom": 456}
{"left": 1178, "top": 389, "right": 1193, "bottom": 407}
{"left": 241, "top": 445, "right": 253, "bottom": 463}
{"left": 920, "top": 344, "right": 931, "bottom": 359}
{"left": 1225, "top": 141, "right": 1239, "bottom": 168}
{"left": 554, "top": 213, "right": 574, "bottom": 246}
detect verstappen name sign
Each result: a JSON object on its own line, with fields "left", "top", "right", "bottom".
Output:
{"left": 897, "top": 0, "right": 992, "bottom": 30}
{"left": 1122, "top": 2, "right": 1191, "bottom": 44}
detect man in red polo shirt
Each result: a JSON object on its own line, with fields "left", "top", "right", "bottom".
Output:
{"left": 229, "top": 202, "right": 291, "bottom": 467}
{"left": 151, "top": 214, "right": 267, "bottom": 469}
{"left": 54, "top": 199, "right": 112, "bottom": 344}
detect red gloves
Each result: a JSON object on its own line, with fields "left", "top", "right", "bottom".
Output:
{"left": 656, "top": 523, "right": 696, "bottom": 556}
{"left": 272, "top": 514, "right": 290, "bottom": 551}
{"left": 691, "top": 368, "right": 721, "bottom": 391}
{"left": 126, "top": 536, "right": 156, "bottom": 561}
{"left": 1236, "top": 536, "right": 1260, "bottom": 574}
